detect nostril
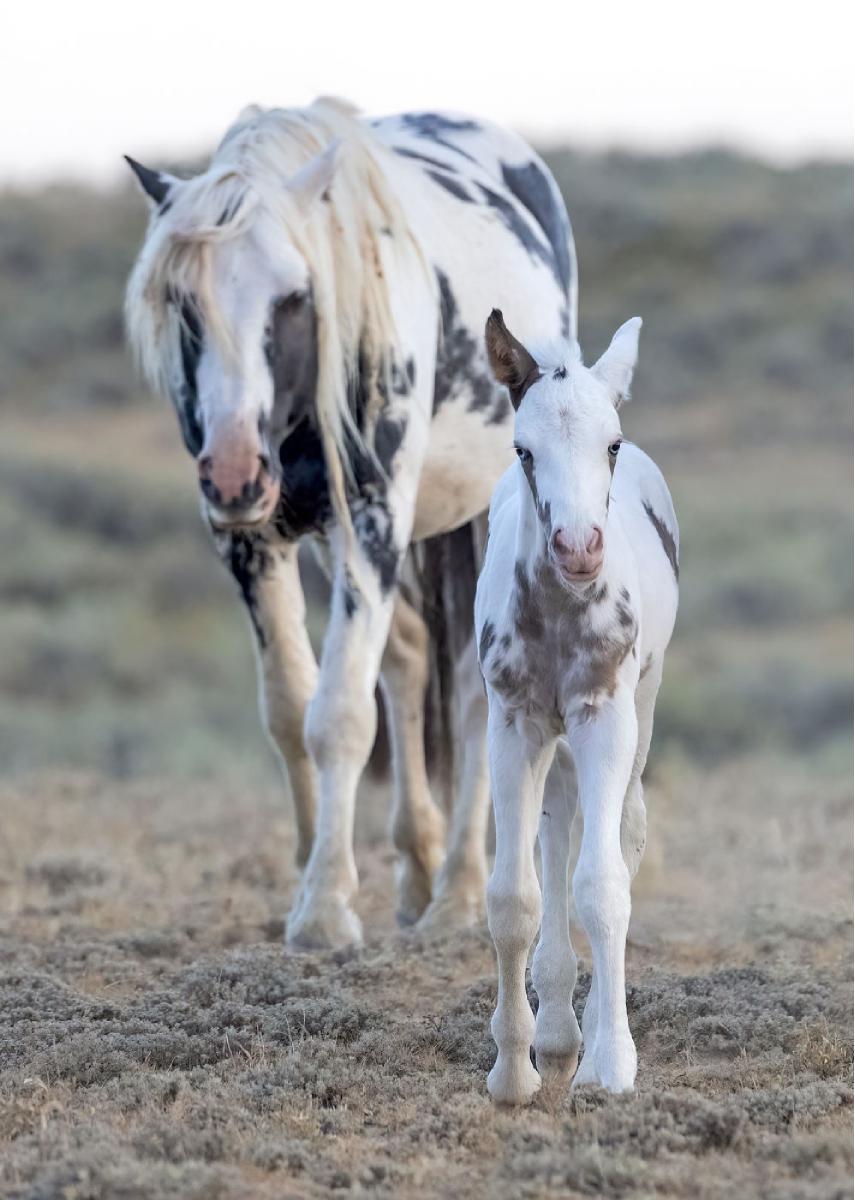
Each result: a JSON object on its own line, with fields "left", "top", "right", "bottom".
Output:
{"left": 552, "top": 528, "right": 571, "bottom": 557}
{"left": 587, "top": 525, "right": 603, "bottom": 553}
{"left": 198, "top": 454, "right": 213, "bottom": 477}
{"left": 258, "top": 453, "right": 270, "bottom": 475}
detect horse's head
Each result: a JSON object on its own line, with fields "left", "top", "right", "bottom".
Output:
{"left": 125, "top": 142, "right": 340, "bottom": 532}
{"left": 486, "top": 309, "right": 641, "bottom": 588}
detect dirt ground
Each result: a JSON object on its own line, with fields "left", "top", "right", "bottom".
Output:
{"left": 0, "top": 752, "right": 851, "bottom": 1200}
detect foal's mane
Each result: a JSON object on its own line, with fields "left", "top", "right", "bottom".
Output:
{"left": 125, "top": 96, "right": 425, "bottom": 536}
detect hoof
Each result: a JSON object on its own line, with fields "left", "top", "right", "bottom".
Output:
{"left": 488, "top": 1056, "right": 542, "bottom": 1106}
{"left": 394, "top": 857, "right": 434, "bottom": 928}
{"left": 535, "top": 1047, "right": 580, "bottom": 1087}
{"left": 534, "top": 1007, "right": 582, "bottom": 1086}
{"left": 285, "top": 894, "right": 363, "bottom": 952}
{"left": 417, "top": 886, "right": 485, "bottom": 936}
{"left": 572, "top": 1038, "right": 637, "bottom": 1093}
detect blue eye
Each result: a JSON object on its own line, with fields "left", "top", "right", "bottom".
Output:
{"left": 515, "top": 445, "right": 532, "bottom": 464}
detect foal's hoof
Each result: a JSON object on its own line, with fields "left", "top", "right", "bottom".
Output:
{"left": 572, "top": 1038, "right": 637, "bottom": 1093}
{"left": 535, "top": 1047, "right": 580, "bottom": 1088}
{"left": 487, "top": 1056, "right": 542, "bottom": 1106}
{"left": 285, "top": 895, "right": 363, "bottom": 952}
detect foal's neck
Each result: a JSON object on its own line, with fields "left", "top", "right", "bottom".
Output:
{"left": 515, "top": 469, "right": 549, "bottom": 572}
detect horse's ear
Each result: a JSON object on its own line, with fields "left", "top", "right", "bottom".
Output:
{"left": 288, "top": 140, "right": 342, "bottom": 212}
{"left": 591, "top": 317, "right": 642, "bottom": 409}
{"left": 124, "top": 156, "right": 179, "bottom": 210}
{"left": 485, "top": 309, "right": 541, "bottom": 410}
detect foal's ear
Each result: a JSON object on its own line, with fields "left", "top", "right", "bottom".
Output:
{"left": 591, "top": 317, "right": 642, "bottom": 409}
{"left": 288, "top": 140, "right": 342, "bottom": 212}
{"left": 124, "top": 157, "right": 180, "bottom": 211}
{"left": 485, "top": 309, "right": 541, "bottom": 410}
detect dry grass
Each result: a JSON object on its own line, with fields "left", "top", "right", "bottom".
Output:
{"left": 0, "top": 756, "right": 850, "bottom": 1200}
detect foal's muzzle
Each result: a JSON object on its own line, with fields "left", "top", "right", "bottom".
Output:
{"left": 551, "top": 525, "right": 604, "bottom": 583}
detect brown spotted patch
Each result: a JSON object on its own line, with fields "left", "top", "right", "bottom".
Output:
{"left": 484, "top": 555, "right": 638, "bottom": 728}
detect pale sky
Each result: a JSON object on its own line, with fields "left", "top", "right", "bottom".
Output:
{"left": 2, "top": 0, "right": 852, "bottom": 185}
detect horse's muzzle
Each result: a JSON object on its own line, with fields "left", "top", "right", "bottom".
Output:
{"left": 198, "top": 453, "right": 280, "bottom": 530}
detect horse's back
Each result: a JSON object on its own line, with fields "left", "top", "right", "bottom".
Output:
{"left": 370, "top": 109, "right": 575, "bottom": 340}
{"left": 370, "top": 111, "right": 575, "bottom": 540}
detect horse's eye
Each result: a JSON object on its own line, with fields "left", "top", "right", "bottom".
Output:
{"left": 608, "top": 441, "right": 622, "bottom": 458}
{"left": 515, "top": 446, "right": 532, "bottom": 465}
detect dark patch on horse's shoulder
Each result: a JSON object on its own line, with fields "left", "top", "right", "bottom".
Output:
{"left": 433, "top": 268, "right": 498, "bottom": 419}
{"left": 642, "top": 501, "right": 680, "bottom": 581}
{"left": 500, "top": 160, "right": 573, "bottom": 297}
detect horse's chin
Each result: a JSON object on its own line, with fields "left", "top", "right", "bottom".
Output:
{"left": 205, "top": 491, "right": 280, "bottom": 534}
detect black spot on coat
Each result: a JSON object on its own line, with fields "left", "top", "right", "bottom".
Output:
{"left": 500, "top": 161, "right": 573, "bottom": 298}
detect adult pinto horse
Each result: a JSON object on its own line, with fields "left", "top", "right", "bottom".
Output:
{"left": 125, "top": 98, "right": 576, "bottom": 950}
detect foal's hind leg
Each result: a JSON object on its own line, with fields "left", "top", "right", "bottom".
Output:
{"left": 380, "top": 593, "right": 447, "bottom": 926}
{"left": 419, "top": 635, "right": 490, "bottom": 932}
{"left": 532, "top": 740, "right": 582, "bottom": 1085}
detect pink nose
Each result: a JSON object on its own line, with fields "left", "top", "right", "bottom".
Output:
{"left": 552, "top": 525, "right": 604, "bottom": 577}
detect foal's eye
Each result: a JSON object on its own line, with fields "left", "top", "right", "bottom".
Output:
{"left": 515, "top": 446, "right": 532, "bottom": 465}
{"left": 608, "top": 441, "right": 622, "bottom": 459}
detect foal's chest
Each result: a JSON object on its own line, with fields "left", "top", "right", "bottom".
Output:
{"left": 480, "top": 562, "right": 638, "bottom": 727}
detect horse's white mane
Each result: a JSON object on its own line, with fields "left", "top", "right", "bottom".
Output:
{"left": 126, "top": 96, "right": 425, "bottom": 532}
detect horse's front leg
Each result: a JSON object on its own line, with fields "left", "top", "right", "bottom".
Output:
{"left": 379, "top": 592, "right": 447, "bottom": 925}
{"left": 486, "top": 702, "right": 555, "bottom": 1105}
{"left": 217, "top": 534, "right": 317, "bottom": 867}
{"left": 420, "top": 635, "right": 489, "bottom": 932}
{"left": 285, "top": 520, "right": 402, "bottom": 951}
{"left": 569, "top": 688, "right": 639, "bottom": 1093}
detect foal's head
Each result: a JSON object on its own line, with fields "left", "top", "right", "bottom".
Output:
{"left": 485, "top": 310, "right": 641, "bottom": 587}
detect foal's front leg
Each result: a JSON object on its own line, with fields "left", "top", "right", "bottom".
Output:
{"left": 486, "top": 703, "right": 554, "bottom": 1105}
{"left": 532, "top": 740, "right": 582, "bottom": 1085}
{"left": 286, "top": 530, "right": 399, "bottom": 951}
{"left": 568, "top": 688, "right": 639, "bottom": 1092}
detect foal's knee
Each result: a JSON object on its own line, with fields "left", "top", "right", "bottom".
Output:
{"left": 487, "top": 876, "right": 541, "bottom": 955}
{"left": 304, "top": 687, "right": 377, "bottom": 771}
{"left": 573, "top": 859, "right": 631, "bottom": 939}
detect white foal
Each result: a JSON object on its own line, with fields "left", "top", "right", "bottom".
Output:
{"left": 475, "top": 310, "right": 679, "bottom": 1103}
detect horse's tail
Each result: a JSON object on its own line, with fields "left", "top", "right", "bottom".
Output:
{"left": 417, "top": 516, "right": 487, "bottom": 811}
